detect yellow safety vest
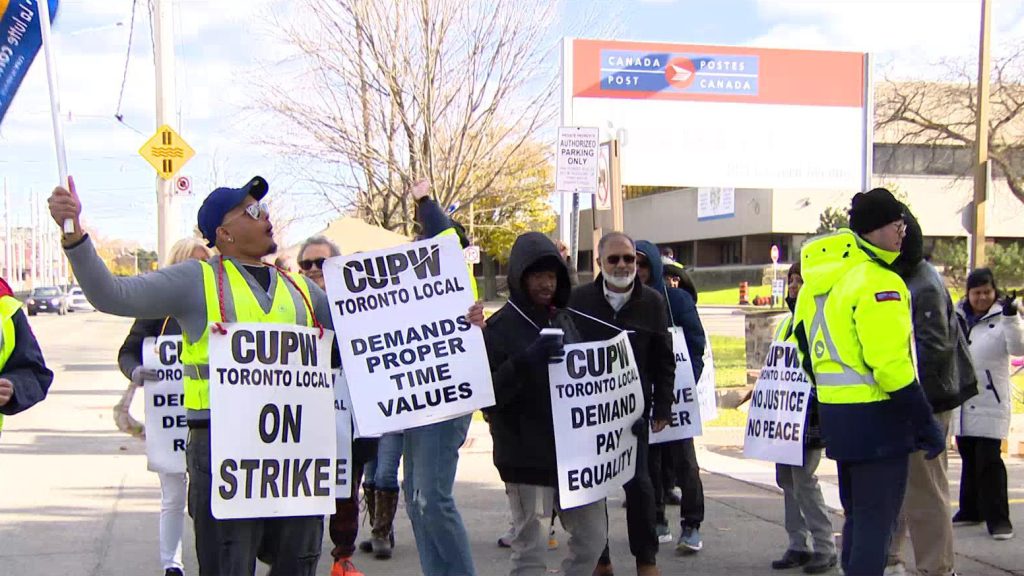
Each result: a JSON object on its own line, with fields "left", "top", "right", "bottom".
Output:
{"left": 0, "top": 295, "right": 23, "bottom": 431}
{"left": 438, "top": 227, "right": 480, "bottom": 300}
{"left": 180, "top": 259, "right": 314, "bottom": 410}
{"left": 793, "top": 229, "right": 916, "bottom": 405}
{"left": 774, "top": 314, "right": 796, "bottom": 345}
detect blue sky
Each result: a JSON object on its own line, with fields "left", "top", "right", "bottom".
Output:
{"left": 3, "top": 0, "right": 1023, "bottom": 249}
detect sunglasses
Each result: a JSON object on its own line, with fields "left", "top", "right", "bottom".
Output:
{"left": 224, "top": 202, "right": 269, "bottom": 224}
{"left": 606, "top": 254, "right": 636, "bottom": 265}
{"left": 298, "top": 257, "right": 326, "bottom": 271}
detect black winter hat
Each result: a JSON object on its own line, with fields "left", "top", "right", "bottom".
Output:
{"left": 848, "top": 188, "right": 904, "bottom": 235}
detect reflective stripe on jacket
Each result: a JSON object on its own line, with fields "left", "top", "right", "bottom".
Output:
{"left": 793, "top": 229, "right": 916, "bottom": 405}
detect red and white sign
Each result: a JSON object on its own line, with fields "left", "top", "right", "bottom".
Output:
{"left": 563, "top": 38, "right": 869, "bottom": 191}
{"left": 174, "top": 176, "right": 192, "bottom": 196}
{"left": 770, "top": 245, "right": 780, "bottom": 264}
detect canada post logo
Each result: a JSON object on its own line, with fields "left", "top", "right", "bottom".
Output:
{"left": 600, "top": 50, "right": 759, "bottom": 96}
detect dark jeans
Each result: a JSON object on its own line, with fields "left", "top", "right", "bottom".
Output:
{"left": 651, "top": 438, "right": 704, "bottom": 529}
{"left": 956, "top": 435, "right": 1012, "bottom": 531}
{"left": 186, "top": 427, "right": 323, "bottom": 576}
{"left": 598, "top": 425, "right": 659, "bottom": 566}
{"left": 836, "top": 455, "right": 909, "bottom": 576}
{"left": 328, "top": 462, "right": 365, "bottom": 560}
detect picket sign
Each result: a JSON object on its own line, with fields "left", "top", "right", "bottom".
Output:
{"left": 650, "top": 327, "right": 702, "bottom": 444}
{"left": 549, "top": 332, "right": 644, "bottom": 509}
{"left": 208, "top": 323, "right": 337, "bottom": 519}
{"left": 324, "top": 236, "right": 495, "bottom": 436}
{"left": 142, "top": 336, "right": 187, "bottom": 474}
{"left": 333, "top": 368, "right": 353, "bottom": 499}
{"left": 742, "top": 342, "right": 811, "bottom": 466}
{"left": 696, "top": 341, "right": 718, "bottom": 422}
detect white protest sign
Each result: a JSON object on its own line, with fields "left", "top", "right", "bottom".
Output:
{"left": 555, "top": 126, "right": 600, "bottom": 194}
{"left": 142, "top": 336, "right": 187, "bottom": 474}
{"left": 696, "top": 342, "right": 718, "bottom": 422}
{"left": 333, "top": 369, "right": 353, "bottom": 499}
{"left": 651, "top": 328, "right": 702, "bottom": 443}
{"left": 324, "top": 236, "right": 495, "bottom": 436}
{"left": 549, "top": 332, "right": 643, "bottom": 509}
{"left": 208, "top": 323, "right": 337, "bottom": 519}
{"left": 742, "top": 342, "right": 811, "bottom": 466}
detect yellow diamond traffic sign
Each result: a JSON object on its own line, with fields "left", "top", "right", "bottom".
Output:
{"left": 139, "top": 124, "right": 195, "bottom": 180}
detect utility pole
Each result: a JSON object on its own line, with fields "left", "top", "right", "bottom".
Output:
{"left": 971, "top": 0, "right": 992, "bottom": 268}
{"left": 153, "top": 0, "right": 179, "bottom": 265}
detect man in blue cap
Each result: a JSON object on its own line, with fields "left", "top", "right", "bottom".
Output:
{"left": 49, "top": 176, "right": 336, "bottom": 576}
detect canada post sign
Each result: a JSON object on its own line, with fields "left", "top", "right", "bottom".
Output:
{"left": 601, "top": 51, "right": 759, "bottom": 97}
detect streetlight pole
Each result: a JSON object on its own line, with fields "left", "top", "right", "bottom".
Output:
{"left": 153, "top": 0, "right": 179, "bottom": 266}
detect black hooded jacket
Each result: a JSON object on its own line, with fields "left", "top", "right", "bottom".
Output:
{"left": 484, "top": 233, "right": 581, "bottom": 486}
{"left": 894, "top": 206, "right": 978, "bottom": 413}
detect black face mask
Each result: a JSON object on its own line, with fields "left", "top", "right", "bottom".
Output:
{"left": 786, "top": 296, "right": 797, "bottom": 312}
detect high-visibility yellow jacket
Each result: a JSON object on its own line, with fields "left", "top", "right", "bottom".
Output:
{"left": 792, "top": 229, "right": 924, "bottom": 460}
{"left": 181, "top": 259, "right": 314, "bottom": 411}
{"left": 793, "top": 229, "right": 916, "bottom": 403}
{"left": 774, "top": 314, "right": 796, "bottom": 345}
{"left": 0, "top": 295, "right": 21, "bottom": 431}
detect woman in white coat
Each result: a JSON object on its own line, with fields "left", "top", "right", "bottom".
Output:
{"left": 953, "top": 268, "right": 1024, "bottom": 541}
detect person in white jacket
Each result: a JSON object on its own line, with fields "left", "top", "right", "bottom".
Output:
{"left": 953, "top": 268, "right": 1024, "bottom": 541}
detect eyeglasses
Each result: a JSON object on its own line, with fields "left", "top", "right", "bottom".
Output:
{"left": 298, "top": 258, "right": 326, "bottom": 271}
{"left": 605, "top": 254, "right": 636, "bottom": 265}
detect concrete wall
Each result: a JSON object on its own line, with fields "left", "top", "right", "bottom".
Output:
{"left": 622, "top": 187, "right": 775, "bottom": 244}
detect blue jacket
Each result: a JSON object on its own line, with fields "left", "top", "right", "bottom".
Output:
{"left": 636, "top": 241, "right": 705, "bottom": 381}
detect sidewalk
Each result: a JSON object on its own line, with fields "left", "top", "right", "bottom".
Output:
{"left": 2, "top": 313, "right": 1022, "bottom": 575}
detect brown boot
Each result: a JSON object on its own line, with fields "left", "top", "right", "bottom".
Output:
{"left": 358, "top": 484, "right": 376, "bottom": 553}
{"left": 636, "top": 562, "right": 661, "bottom": 576}
{"left": 371, "top": 489, "right": 399, "bottom": 559}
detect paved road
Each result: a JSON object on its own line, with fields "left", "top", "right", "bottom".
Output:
{"left": 1, "top": 312, "right": 1022, "bottom": 575}
{"left": 696, "top": 307, "right": 746, "bottom": 339}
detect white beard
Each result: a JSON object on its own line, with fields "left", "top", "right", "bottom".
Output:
{"left": 604, "top": 271, "right": 635, "bottom": 290}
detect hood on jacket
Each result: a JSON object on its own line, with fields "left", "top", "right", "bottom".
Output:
{"left": 799, "top": 228, "right": 901, "bottom": 298}
{"left": 635, "top": 241, "right": 667, "bottom": 293}
{"left": 507, "top": 232, "right": 571, "bottom": 309}
{"left": 894, "top": 203, "right": 924, "bottom": 277}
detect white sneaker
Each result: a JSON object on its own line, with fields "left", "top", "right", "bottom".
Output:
{"left": 883, "top": 563, "right": 907, "bottom": 576}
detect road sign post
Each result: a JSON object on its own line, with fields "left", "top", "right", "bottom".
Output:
{"left": 770, "top": 245, "right": 780, "bottom": 307}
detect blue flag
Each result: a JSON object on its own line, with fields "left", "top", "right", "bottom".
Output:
{"left": 0, "top": 0, "right": 60, "bottom": 125}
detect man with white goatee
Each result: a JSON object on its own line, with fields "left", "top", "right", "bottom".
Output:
{"left": 566, "top": 231, "right": 674, "bottom": 576}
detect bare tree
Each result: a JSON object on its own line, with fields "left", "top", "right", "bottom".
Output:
{"left": 876, "top": 46, "right": 1024, "bottom": 203}
{"left": 259, "top": 0, "right": 574, "bottom": 235}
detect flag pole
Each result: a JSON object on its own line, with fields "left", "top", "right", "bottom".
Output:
{"left": 36, "top": 0, "right": 73, "bottom": 235}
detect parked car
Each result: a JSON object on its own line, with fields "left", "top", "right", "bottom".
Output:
{"left": 26, "top": 286, "right": 69, "bottom": 316}
{"left": 67, "top": 287, "right": 94, "bottom": 312}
